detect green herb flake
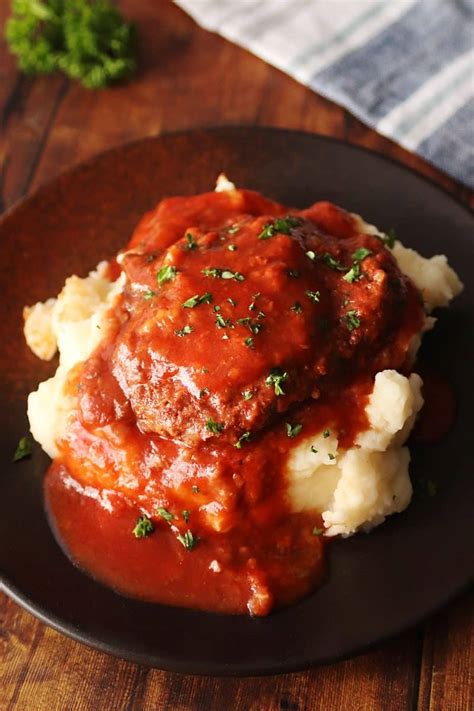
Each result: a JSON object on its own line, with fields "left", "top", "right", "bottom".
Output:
{"left": 310, "top": 445, "right": 318, "bottom": 454}
{"left": 343, "top": 262, "right": 361, "bottom": 283}
{"left": 323, "top": 253, "right": 346, "bottom": 271}
{"left": 244, "top": 336, "right": 255, "bottom": 349}
{"left": 305, "top": 290, "right": 320, "bottom": 303}
{"left": 133, "top": 515, "right": 154, "bottom": 538}
{"left": 13, "top": 436, "right": 31, "bottom": 462}
{"left": 352, "top": 247, "right": 372, "bottom": 261}
{"left": 175, "top": 325, "right": 193, "bottom": 337}
{"left": 227, "top": 224, "right": 240, "bottom": 235}
{"left": 312, "top": 527, "right": 324, "bottom": 536}
{"left": 206, "top": 418, "right": 224, "bottom": 434}
{"left": 291, "top": 302, "right": 303, "bottom": 313}
{"left": 242, "top": 390, "right": 254, "bottom": 401}
{"left": 227, "top": 297, "right": 237, "bottom": 306}
{"left": 216, "top": 313, "right": 233, "bottom": 329}
{"left": 379, "top": 228, "right": 397, "bottom": 249}
{"left": 182, "top": 510, "right": 190, "bottom": 523}
{"left": 183, "top": 292, "right": 213, "bottom": 308}
{"left": 265, "top": 368, "right": 288, "bottom": 396}
{"left": 323, "top": 429, "right": 330, "bottom": 438}
{"left": 328, "top": 453, "right": 336, "bottom": 461}
{"left": 343, "top": 309, "right": 361, "bottom": 332}
{"left": 234, "top": 431, "right": 251, "bottom": 449}
{"left": 202, "top": 267, "right": 244, "bottom": 281}
{"left": 227, "top": 244, "right": 237, "bottom": 252}
{"left": 258, "top": 216, "right": 301, "bottom": 240}
{"left": 286, "top": 422, "right": 303, "bottom": 438}
{"left": 157, "top": 264, "right": 177, "bottom": 285}
{"left": 143, "top": 289, "right": 156, "bottom": 300}
{"left": 176, "top": 530, "right": 198, "bottom": 551}
{"left": 186, "top": 233, "right": 198, "bottom": 250}
{"left": 156, "top": 507, "right": 174, "bottom": 523}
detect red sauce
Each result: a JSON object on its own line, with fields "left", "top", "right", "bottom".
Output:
{"left": 45, "top": 188, "right": 426, "bottom": 615}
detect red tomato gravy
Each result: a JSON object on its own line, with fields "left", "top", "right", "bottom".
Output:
{"left": 45, "top": 187, "right": 428, "bottom": 616}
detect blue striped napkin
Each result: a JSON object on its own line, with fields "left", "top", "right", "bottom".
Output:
{"left": 176, "top": 0, "right": 474, "bottom": 189}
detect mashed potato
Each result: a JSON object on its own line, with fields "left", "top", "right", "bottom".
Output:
{"left": 24, "top": 187, "right": 463, "bottom": 538}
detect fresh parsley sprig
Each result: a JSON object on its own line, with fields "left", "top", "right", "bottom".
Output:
{"left": 5, "top": 0, "right": 137, "bottom": 89}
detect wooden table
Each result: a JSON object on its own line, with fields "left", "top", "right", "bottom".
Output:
{"left": 1, "top": 3, "right": 472, "bottom": 709}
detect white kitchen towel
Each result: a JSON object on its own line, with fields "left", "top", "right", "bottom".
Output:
{"left": 176, "top": 0, "right": 474, "bottom": 188}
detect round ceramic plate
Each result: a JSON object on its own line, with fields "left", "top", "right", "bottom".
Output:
{"left": 1, "top": 127, "right": 473, "bottom": 675}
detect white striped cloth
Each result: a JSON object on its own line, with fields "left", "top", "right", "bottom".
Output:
{"left": 175, "top": 0, "right": 474, "bottom": 188}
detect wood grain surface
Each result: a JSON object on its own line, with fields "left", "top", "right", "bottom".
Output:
{"left": 0, "top": 2, "right": 472, "bottom": 709}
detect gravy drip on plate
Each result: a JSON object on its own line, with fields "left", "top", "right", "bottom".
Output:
{"left": 45, "top": 188, "right": 425, "bottom": 615}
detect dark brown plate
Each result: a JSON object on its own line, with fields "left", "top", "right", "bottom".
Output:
{"left": 1, "top": 127, "right": 473, "bottom": 675}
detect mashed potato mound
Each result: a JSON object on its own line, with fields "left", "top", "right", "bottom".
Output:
{"left": 25, "top": 263, "right": 124, "bottom": 458}
{"left": 24, "top": 193, "right": 463, "bottom": 538}
{"left": 287, "top": 371, "right": 423, "bottom": 536}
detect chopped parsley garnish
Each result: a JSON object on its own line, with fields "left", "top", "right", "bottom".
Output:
{"left": 175, "top": 325, "right": 193, "bottom": 337}
{"left": 343, "top": 309, "right": 361, "bottom": 331}
{"left": 242, "top": 390, "right": 254, "bottom": 401}
{"left": 182, "top": 292, "right": 213, "bottom": 308}
{"left": 245, "top": 336, "right": 255, "bottom": 349}
{"left": 378, "top": 228, "right": 396, "bottom": 249}
{"left": 157, "top": 264, "right": 177, "bottom": 285}
{"left": 191, "top": 485, "right": 200, "bottom": 493}
{"left": 343, "top": 263, "right": 361, "bottom": 283}
{"left": 206, "top": 418, "right": 224, "bottom": 434}
{"left": 182, "top": 510, "right": 190, "bottom": 523}
{"left": 322, "top": 253, "right": 346, "bottom": 271}
{"left": 132, "top": 515, "right": 154, "bottom": 538}
{"left": 186, "top": 233, "right": 198, "bottom": 250}
{"left": 214, "top": 305, "right": 221, "bottom": 312}
{"left": 248, "top": 292, "right": 261, "bottom": 311}
{"left": 227, "top": 244, "right": 237, "bottom": 251}
{"left": 177, "top": 530, "right": 198, "bottom": 551}
{"left": 265, "top": 368, "right": 288, "bottom": 396}
{"left": 237, "top": 317, "right": 263, "bottom": 335}
{"left": 305, "top": 290, "right": 320, "bottom": 303}
{"left": 215, "top": 314, "right": 233, "bottom": 329}
{"left": 156, "top": 507, "right": 174, "bottom": 523}
{"left": 328, "top": 453, "right": 336, "bottom": 461}
{"left": 227, "top": 224, "right": 240, "bottom": 234}
{"left": 258, "top": 216, "right": 302, "bottom": 240}
{"left": 235, "top": 431, "right": 251, "bottom": 449}
{"left": 352, "top": 247, "right": 372, "bottom": 261}
{"left": 287, "top": 269, "right": 300, "bottom": 278}
{"left": 13, "top": 436, "right": 31, "bottom": 462}
{"left": 286, "top": 422, "right": 303, "bottom": 438}
{"left": 202, "top": 267, "right": 244, "bottom": 281}
{"left": 323, "top": 429, "right": 330, "bottom": 438}
{"left": 291, "top": 302, "right": 303, "bottom": 313}
{"left": 143, "top": 289, "right": 156, "bottom": 300}
{"left": 199, "top": 388, "right": 209, "bottom": 398}
{"left": 312, "top": 527, "right": 324, "bottom": 536}
{"left": 344, "top": 248, "right": 373, "bottom": 283}
{"left": 227, "top": 297, "right": 237, "bottom": 306}
{"left": 310, "top": 445, "right": 318, "bottom": 454}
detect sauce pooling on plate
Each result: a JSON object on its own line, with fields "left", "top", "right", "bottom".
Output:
{"left": 45, "top": 188, "right": 425, "bottom": 615}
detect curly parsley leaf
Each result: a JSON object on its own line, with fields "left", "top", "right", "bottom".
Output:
{"left": 133, "top": 515, "right": 154, "bottom": 538}
{"left": 157, "top": 265, "right": 177, "bottom": 285}
{"left": 6, "top": 0, "right": 137, "bottom": 89}
{"left": 265, "top": 368, "right": 288, "bottom": 396}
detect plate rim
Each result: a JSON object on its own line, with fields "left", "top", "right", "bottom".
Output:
{"left": 1, "top": 125, "right": 473, "bottom": 675}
